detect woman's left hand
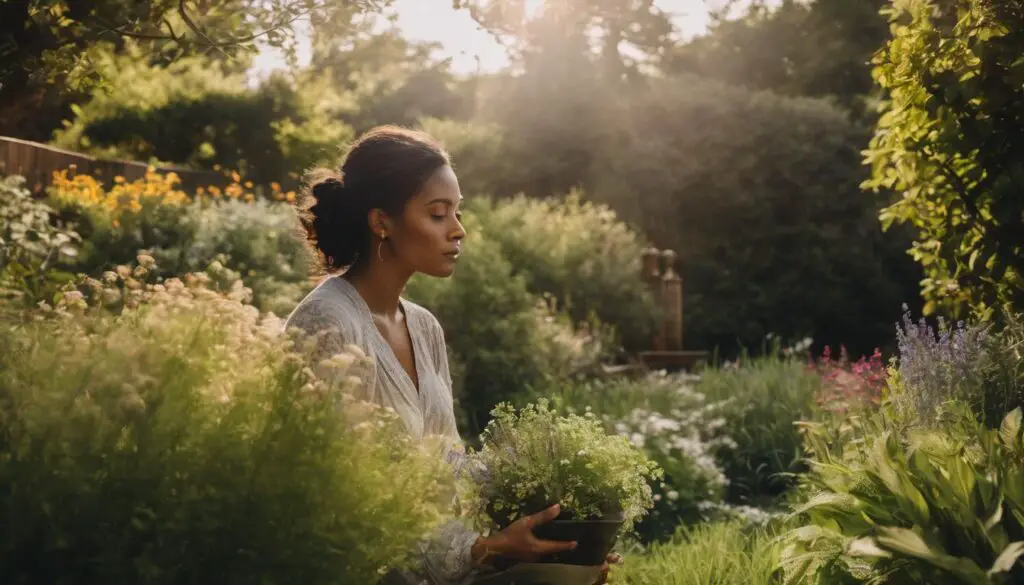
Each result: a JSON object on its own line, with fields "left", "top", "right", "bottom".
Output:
{"left": 594, "top": 552, "right": 623, "bottom": 584}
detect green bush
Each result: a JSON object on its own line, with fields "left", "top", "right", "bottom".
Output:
{"left": 696, "top": 355, "right": 822, "bottom": 504}
{"left": 588, "top": 75, "right": 921, "bottom": 358}
{"left": 53, "top": 52, "right": 351, "bottom": 186}
{"left": 612, "top": 520, "right": 783, "bottom": 585}
{"left": 864, "top": 0, "right": 1024, "bottom": 321}
{"left": 405, "top": 212, "right": 600, "bottom": 439}
{"left": 551, "top": 373, "right": 738, "bottom": 543}
{"left": 418, "top": 117, "right": 510, "bottom": 198}
{"left": 0, "top": 175, "right": 81, "bottom": 307}
{"left": 471, "top": 193, "right": 660, "bottom": 352}
{"left": 0, "top": 261, "right": 451, "bottom": 585}
{"left": 780, "top": 405, "right": 1024, "bottom": 585}
{"left": 48, "top": 172, "right": 312, "bottom": 316}
{"left": 154, "top": 199, "right": 314, "bottom": 316}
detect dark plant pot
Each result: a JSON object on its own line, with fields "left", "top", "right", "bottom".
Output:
{"left": 488, "top": 499, "right": 624, "bottom": 567}
{"left": 531, "top": 512, "right": 625, "bottom": 566}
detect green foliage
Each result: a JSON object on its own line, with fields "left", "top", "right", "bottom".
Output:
{"left": 0, "top": 260, "right": 452, "bottom": 585}
{"left": 310, "top": 29, "right": 471, "bottom": 133}
{"left": 780, "top": 405, "right": 1024, "bottom": 584}
{"left": 611, "top": 520, "right": 783, "bottom": 585}
{"left": 53, "top": 53, "right": 352, "bottom": 185}
{"left": 696, "top": 355, "right": 822, "bottom": 504}
{"left": 3, "top": 0, "right": 375, "bottom": 89}
{"left": 46, "top": 171, "right": 313, "bottom": 316}
{"left": 864, "top": 0, "right": 1024, "bottom": 321}
{"left": 466, "top": 399, "right": 661, "bottom": 531}
{"left": 151, "top": 199, "right": 315, "bottom": 316}
{"left": 471, "top": 193, "right": 659, "bottom": 352}
{"left": 404, "top": 212, "right": 602, "bottom": 439}
{"left": 551, "top": 373, "right": 736, "bottom": 542}
{"left": 667, "top": 0, "right": 889, "bottom": 118}
{"left": 980, "top": 314, "right": 1024, "bottom": 425}
{"left": 455, "top": 0, "right": 673, "bottom": 78}
{"left": 418, "top": 117, "right": 509, "bottom": 197}
{"left": 0, "top": 175, "right": 81, "bottom": 306}
{"left": 584, "top": 75, "right": 921, "bottom": 357}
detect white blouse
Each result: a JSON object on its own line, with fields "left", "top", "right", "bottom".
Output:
{"left": 284, "top": 276, "right": 480, "bottom": 585}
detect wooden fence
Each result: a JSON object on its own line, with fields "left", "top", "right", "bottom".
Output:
{"left": 0, "top": 136, "right": 229, "bottom": 194}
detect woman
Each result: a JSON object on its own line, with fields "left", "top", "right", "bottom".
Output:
{"left": 284, "top": 126, "right": 617, "bottom": 585}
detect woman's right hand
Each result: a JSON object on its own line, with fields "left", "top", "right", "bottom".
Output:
{"left": 472, "top": 504, "right": 577, "bottom": 564}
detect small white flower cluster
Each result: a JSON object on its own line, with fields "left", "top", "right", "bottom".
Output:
{"left": 602, "top": 376, "right": 737, "bottom": 519}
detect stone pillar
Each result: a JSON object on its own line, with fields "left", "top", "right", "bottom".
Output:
{"left": 660, "top": 249, "right": 683, "bottom": 351}
{"left": 641, "top": 246, "right": 665, "bottom": 350}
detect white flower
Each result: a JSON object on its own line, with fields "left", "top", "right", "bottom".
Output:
{"left": 667, "top": 490, "right": 679, "bottom": 501}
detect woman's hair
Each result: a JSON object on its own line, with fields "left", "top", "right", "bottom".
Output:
{"left": 298, "top": 125, "right": 450, "bottom": 273}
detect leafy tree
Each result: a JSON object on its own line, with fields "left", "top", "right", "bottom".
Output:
{"left": 863, "top": 0, "right": 1024, "bottom": 321}
{"left": 53, "top": 52, "right": 351, "bottom": 185}
{"left": 587, "top": 76, "right": 922, "bottom": 356}
{"left": 455, "top": 0, "right": 674, "bottom": 79}
{"left": 0, "top": 0, "right": 381, "bottom": 138}
{"left": 308, "top": 27, "right": 470, "bottom": 133}
{"left": 667, "top": 0, "right": 890, "bottom": 118}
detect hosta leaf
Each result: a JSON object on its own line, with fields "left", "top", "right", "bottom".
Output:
{"left": 876, "top": 527, "right": 988, "bottom": 583}
{"left": 792, "top": 492, "right": 861, "bottom": 516}
{"left": 1000, "top": 408, "right": 1022, "bottom": 449}
{"left": 983, "top": 496, "right": 1004, "bottom": 532}
{"left": 988, "top": 541, "right": 1024, "bottom": 576}
{"left": 848, "top": 537, "right": 892, "bottom": 558}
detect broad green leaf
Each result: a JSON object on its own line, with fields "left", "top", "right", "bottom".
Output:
{"left": 988, "top": 541, "right": 1024, "bottom": 576}
{"left": 876, "top": 527, "right": 988, "bottom": 583}
{"left": 1000, "top": 408, "right": 1022, "bottom": 449}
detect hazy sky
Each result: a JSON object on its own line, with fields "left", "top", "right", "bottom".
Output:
{"left": 250, "top": 0, "right": 738, "bottom": 80}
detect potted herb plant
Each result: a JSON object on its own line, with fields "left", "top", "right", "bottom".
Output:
{"left": 463, "top": 400, "right": 662, "bottom": 567}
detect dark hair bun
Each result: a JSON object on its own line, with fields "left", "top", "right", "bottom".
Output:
{"left": 297, "top": 126, "right": 450, "bottom": 274}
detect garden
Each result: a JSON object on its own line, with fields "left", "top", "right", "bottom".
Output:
{"left": 2, "top": 0, "right": 1024, "bottom": 583}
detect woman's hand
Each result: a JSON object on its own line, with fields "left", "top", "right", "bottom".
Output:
{"left": 594, "top": 552, "right": 623, "bottom": 584}
{"left": 471, "top": 504, "right": 577, "bottom": 564}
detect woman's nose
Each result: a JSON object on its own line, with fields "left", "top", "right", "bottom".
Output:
{"left": 450, "top": 220, "right": 466, "bottom": 241}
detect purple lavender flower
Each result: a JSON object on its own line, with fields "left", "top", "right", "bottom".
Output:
{"left": 895, "top": 304, "right": 989, "bottom": 421}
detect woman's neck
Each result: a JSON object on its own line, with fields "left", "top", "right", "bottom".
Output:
{"left": 342, "top": 262, "right": 413, "bottom": 320}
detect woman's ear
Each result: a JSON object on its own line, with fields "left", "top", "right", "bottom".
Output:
{"left": 367, "top": 208, "right": 394, "bottom": 239}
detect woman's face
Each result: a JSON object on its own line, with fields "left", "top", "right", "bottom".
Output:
{"left": 385, "top": 165, "right": 465, "bottom": 278}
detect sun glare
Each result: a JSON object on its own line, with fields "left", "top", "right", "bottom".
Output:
{"left": 249, "top": 0, "right": 732, "bottom": 83}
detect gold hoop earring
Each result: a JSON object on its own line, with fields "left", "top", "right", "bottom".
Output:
{"left": 377, "top": 235, "right": 386, "bottom": 263}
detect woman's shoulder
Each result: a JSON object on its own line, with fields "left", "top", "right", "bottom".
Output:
{"left": 284, "top": 277, "right": 364, "bottom": 336}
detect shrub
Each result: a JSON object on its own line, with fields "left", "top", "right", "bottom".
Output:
{"left": 418, "top": 117, "right": 510, "bottom": 198}
{"left": 696, "top": 355, "right": 822, "bottom": 504}
{"left": 53, "top": 53, "right": 351, "bottom": 186}
{"left": 891, "top": 306, "right": 1024, "bottom": 428}
{"left": 0, "top": 259, "right": 451, "bottom": 585}
{"left": 588, "top": 75, "right": 921, "bottom": 358}
{"left": 611, "top": 520, "right": 783, "bottom": 585}
{"left": 404, "top": 212, "right": 601, "bottom": 439}
{"left": 48, "top": 170, "right": 312, "bottom": 315}
{"left": 780, "top": 405, "right": 1024, "bottom": 585}
{"left": 892, "top": 306, "right": 992, "bottom": 425}
{"left": 810, "top": 345, "right": 887, "bottom": 415}
{"left": 470, "top": 193, "right": 660, "bottom": 352}
{"left": 551, "top": 373, "right": 737, "bottom": 543}
{"left": 0, "top": 175, "right": 81, "bottom": 307}
{"left": 864, "top": 0, "right": 1024, "bottom": 320}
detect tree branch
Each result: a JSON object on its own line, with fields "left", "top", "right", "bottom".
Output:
{"left": 92, "top": 0, "right": 315, "bottom": 52}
